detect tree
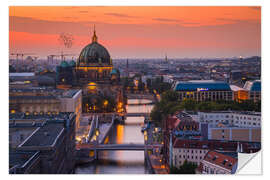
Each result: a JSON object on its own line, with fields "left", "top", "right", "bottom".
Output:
{"left": 161, "top": 90, "right": 179, "bottom": 102}
{"left": 181, "top": 99, "right": 197, "bottom": 111}
{"left": 170, "top": 160, "right": 197, "bottom": 174}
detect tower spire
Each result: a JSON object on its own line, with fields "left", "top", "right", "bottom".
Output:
{"left": 92, "top": 25, "right": 98, "bottom": 43}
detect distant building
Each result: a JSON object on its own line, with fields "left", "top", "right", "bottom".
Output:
{"left": 56, "top": 60, "right": 76, "bottom": 89}
{"left": 243, "top": 80, "right": 261, "bottom": 102}
{"left": 9, "top": 72, "right": 56, "bottom": 88}
{"left": 230, "top": 70, "right": 242, "bottom": 84}
{"left": 200, "top": 151, "right": 237, "bottom": 174}
{"left": 9, "top": 112, "right": 76, "bottom": 174}
{"left": 173, "top": 80, "right": 233, "bottom": 102}
{"left": 207, "top": 125, "right": 261, "bottom": 142}
{"left": 196, "top": 111, "right": 261, "bottom": 128}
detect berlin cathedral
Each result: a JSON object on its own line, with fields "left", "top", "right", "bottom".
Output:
{"left": 56, "top": 27, "right": 124, "bottom": 114}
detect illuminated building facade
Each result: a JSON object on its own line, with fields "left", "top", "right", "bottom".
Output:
{"left": 230, "top": 85, "right": 249, "bottom": 102}
{"left": 54, "top": 26, "right": 123, "bottom": 114}
{"left": 9, "top": 88, "right": 82, "bottom": 131}
{"left": 243, "top": 80, "right": 261, "bottom": 102}
{"left": 173, "top": 80, "right": 233, "bottom": 102}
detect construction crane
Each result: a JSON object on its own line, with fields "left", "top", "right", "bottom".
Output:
{"left": 59, "top": 51, "right": 77, "bottom": 61}
{"left": 47, "top": 54, "right": 60, "bottom": 64}
{"left": 10, "top": 53, "right": 35, "bottom": 65}
{"left": 10, "top": 53, "right": 22, "bottom": 64}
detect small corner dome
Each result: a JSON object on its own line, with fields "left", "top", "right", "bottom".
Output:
{"left": 69, "top": 60, "right": 76, "bottom": 67}
{"left": 60, "top": 61, "right": 69, "bottom": 68}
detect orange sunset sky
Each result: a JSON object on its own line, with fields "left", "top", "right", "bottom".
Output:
{"left": 9, "top": 6, "right": 261, "bottom": 59}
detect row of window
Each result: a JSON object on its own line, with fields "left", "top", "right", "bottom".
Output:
{"left": 203, "top": 165, "right": 227, "bottom": 174}
{"left": 178, "top": 149, "right": 207, "bottom": 154}
{"left": 202, "top": 114, "right": 260, "bottom": 121}
{"left": 178, "top": 155, "right": 203, "bottom": 160}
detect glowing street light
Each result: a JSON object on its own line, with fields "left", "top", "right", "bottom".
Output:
{"left": 95, "top": 128, "right": 100, "bottom": 136}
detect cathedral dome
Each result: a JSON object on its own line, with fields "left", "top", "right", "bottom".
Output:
{"left": 77, "top": 27, "right": 111, "bottom": 66}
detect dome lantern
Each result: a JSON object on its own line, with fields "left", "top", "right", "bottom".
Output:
{"left": 92, "top": 25, "right": 98, "bottom": 43}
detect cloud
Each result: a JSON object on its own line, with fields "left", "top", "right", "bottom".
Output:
{"left": 78, "top": 10, "right": 89, "bottom": 13}
{"left": 216, "top": 18, "right": 259, "bottom": 24}
{"left": 249, "top": 7, "right": 261, "bottom": 11}
{"left": 9, "top": 16, "right": 91, "bottom": 36}
{"left": 104, "top": 13, "right": 139, "bottom": 18}
{"left": 152, "top": 18, "right": 180, "bottom": 23}
{"left": 64, "top": 6, "right": 80, "bottom": 9}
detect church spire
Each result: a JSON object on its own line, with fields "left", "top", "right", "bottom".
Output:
{"left": 92, "top": 25, "right": 98, "bottom": 43}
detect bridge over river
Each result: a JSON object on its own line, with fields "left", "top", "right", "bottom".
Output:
{"left": 76, "top": 143, "right": 162, "bottom": 151}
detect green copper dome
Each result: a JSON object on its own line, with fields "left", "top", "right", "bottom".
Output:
{"left": 60, "top": 61, "right": 69, "bottom": 68}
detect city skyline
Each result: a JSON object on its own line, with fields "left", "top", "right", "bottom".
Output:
{"left": 9, "top": 6, "right": 261, "bottom": 59}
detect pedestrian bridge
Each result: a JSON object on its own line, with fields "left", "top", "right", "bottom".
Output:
{"left": 76, "top": 143, "right": 162, "bottom": 151}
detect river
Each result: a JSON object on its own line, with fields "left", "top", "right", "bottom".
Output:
{"left": 75, "top": 99, "right": 154, "bottom": 174}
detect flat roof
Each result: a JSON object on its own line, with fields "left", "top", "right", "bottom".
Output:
{"left": 62, "top": 89, "right": 81, "bottom": 98}
{"left": 9, "top": 73, "right": 35, "bottom": 77}
{"left": 9, "top": 112, "right": 73, "bottom": 121}
{"left": 19, "top": 123, "right": 64, "bottom": 148}
{"left": 174, "top": 80, "right": 231, "bottom": 91}
{"left": 230, "top": 85, "right": 245, "bottom": 91}
{"left": 9, "top": 151, "right": 39, "bottom": 169}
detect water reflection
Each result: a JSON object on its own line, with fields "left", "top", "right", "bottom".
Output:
{"left": 75, "top": 99, "right": 153, "bottom": 174}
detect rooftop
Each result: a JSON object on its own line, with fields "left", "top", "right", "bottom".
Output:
{"left": 9, "top": 112, "right": 73, "bottom": 121}
{"left": 204, "top": 150, "right": 237, "bottom": 171}
{"left": 9, "top": 72, "right": 35, "bottom": 77}
{"left": 243, "top": 80, "right": 261, "bottom": 91}
{"left": 173, "top": 138, "right": 261, "bottom": 153}
{"left": 174, "top": 80, "right": 231, "bottom": 91}
{"left": 230, "top": 85, "right": 245, "bottom": 91}
{"left": 18, "top": 122, "right": 64, "bottom": 148}
{"left": 62, "top": 89, "right": 81, "bottom": 98}
{"left": 9, "top": 151, "right": 39, "bottom": 170}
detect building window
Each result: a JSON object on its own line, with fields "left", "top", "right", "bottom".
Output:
{"left": 20, "top": 134, "right": 24, "bottom": 142}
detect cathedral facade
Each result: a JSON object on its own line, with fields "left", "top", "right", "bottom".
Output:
{"left": 56, "top": 27, "right": 119, "bottom": 87}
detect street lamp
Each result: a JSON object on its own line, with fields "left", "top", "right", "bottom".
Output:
{"left": 95, "top": 128, "right": 100, "bottom": 137}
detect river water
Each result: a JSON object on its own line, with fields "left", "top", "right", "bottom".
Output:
{"left": 75, "top": 99, "right": 154, "bottom": 174}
